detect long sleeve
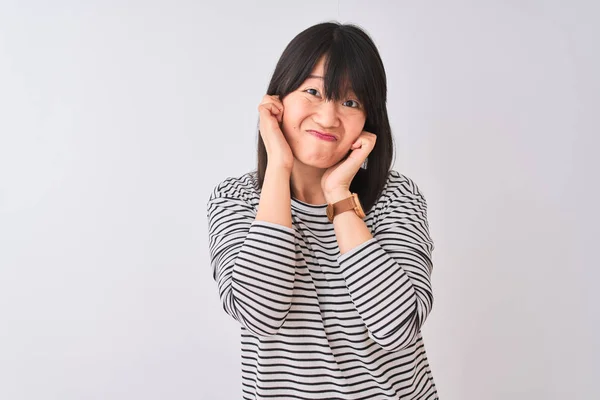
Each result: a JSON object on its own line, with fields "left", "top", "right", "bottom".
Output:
{"left": 337, "top": 183, "right": 435, "bottom": 352}
{"left": 206, "top": 177, "right": 297, "bottom": 337}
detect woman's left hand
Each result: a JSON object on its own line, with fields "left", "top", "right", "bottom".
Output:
{"left": 321, "top": 131, "right": 377, "bottom": 203}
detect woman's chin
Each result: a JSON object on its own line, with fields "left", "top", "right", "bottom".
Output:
{"left": 298, "top": 159, "right": 340, "bottom": 170}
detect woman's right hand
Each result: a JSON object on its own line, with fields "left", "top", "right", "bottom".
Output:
{"left": 258, "top": 95, "right": 294, "bottom": 171}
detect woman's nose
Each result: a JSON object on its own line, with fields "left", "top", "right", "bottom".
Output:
{"left": 313, "top": 99, "right": 340, "bottom": 128}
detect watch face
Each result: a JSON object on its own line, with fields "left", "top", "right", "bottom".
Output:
{"left": 353, "top": 194, "right": 366, "bottom": 218}
{"left": 326, "top": 204, "right": 334, "bottom": 221}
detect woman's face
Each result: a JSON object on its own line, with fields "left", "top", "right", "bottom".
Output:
{"left": 281, "top": 57, "right": 367, "bottom": 169}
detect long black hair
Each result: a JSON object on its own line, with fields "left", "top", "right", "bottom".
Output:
{"left": 255, "top": 21, "right": 395, "bottom": 213}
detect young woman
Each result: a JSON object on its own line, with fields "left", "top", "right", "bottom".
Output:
{"left": 207, "top": 22, "right": 437, "bottom": 399}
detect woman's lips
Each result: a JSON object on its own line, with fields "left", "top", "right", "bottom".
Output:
{"left": 308, "top": 130, "right": 337, "bottom": 142}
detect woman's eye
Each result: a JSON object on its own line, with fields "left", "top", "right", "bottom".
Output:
{"left": 305, "top": 88, "right": 320, "bottom": 97}
{"left": 343, "top": 99, "right": 360, "bottom": 108}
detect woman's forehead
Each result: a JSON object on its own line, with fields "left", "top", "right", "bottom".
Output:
{"left": 312, "top": 56, "right": 327, "bottom": 73}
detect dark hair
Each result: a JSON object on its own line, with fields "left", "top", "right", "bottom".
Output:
{"left": 255, "top": 21, "right": 395, "bottom": 213}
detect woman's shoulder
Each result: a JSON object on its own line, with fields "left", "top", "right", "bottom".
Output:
{"left": 375, "top": 169, "right": 428, "bottom": 208}
{"left": 207, "top": 170, "right": 260, "bottom": 205}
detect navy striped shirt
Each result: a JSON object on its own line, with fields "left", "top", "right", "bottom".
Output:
{"left": 207, "top": 169, "right": 438, "bottom": 399}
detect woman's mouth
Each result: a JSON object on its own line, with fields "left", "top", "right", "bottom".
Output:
{"left": 307, "top": 130, "right": 337, "bottom": 142}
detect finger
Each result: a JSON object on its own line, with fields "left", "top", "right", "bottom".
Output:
{"left": 258, "top": 102, "right": 282, "bottom": 116}
{"left": 357, "top": 131, "right": 377, "bottom": 144}
{"left": 360, "top": 130, "right": 376, "bottom": 137}
{"left": 269, "top": 96, "right": 284, "bottom": 112}
{"left": 352, "top": 138, "right": 366, "bottom": 148}
{"left": 258, "top": 104, "right": 285, "bottom": 127}
{"left": 273, "top": 104, "right": 284, "bottom": 123}
{"left": 259, "top": 100, "right": 284, "bottom": 117}
{"left": 260, "top": 94, "right": 284, "bottom": 108}
{"left": 353, "top": 134, "right": 376, "bottom": 148}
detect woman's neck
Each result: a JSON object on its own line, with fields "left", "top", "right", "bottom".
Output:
{"left": 289, "top": 161, "right": 327, "bottom": 205}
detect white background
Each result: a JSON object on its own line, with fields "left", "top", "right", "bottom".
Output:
{"left": 1, "top": 1, "right": 598, "bottom": 399}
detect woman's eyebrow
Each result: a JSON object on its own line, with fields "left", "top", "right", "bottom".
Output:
{"left": 307, "top": 75, "right": 324, "bottom": 80}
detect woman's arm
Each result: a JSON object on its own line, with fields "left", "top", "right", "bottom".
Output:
{"left": 256, "top": 166, "right": 293, "bottom": 228}
{"left": 207, "top": 167, "right": 296, "bottom": 337}
{"left": 334, "top": 183, "right": 435, "bottom": 352}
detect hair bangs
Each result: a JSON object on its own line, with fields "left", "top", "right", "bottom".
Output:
{"left": 321, "top": 31, "right": 385, "bottom": 121}
{"left": 322, "top": 43, "right": 364, "bottom": 107}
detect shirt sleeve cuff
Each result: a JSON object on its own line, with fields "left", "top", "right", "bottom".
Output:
{"left": 250, "top": 220, "right": 296, "bottom": 236}
{"left": 338, "top": 237, "right": 378, "bottom": 264}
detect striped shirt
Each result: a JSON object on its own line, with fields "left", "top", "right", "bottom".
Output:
{"left": 206, "top": 169, "right": 438, "bottom": 399}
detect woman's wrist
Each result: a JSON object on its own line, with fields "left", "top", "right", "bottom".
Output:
{"left": 324, "top": 189, "right": 352, "bottom": 204}
{"left": 265, "top": 163, "right": 292, "bottom": 177}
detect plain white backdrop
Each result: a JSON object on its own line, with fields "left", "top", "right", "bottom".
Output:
{"left": 1, "top": 1, "right": 598, "bottom": 399}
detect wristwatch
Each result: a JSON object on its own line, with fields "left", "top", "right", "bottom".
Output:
{"left": 326, "top": 193, "right": 366, "bottom": 222}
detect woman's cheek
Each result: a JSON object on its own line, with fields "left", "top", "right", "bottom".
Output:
{"left": 302, "top": 95, "right": 315, "bottom": 103}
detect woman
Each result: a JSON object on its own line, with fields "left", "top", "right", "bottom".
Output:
{"left": 207, "top": 22, "right": 437, "bottom": 399}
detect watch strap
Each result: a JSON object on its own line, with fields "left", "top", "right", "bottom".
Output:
{"left": 327, "top": 193, "right": 364, "bottom": 222}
